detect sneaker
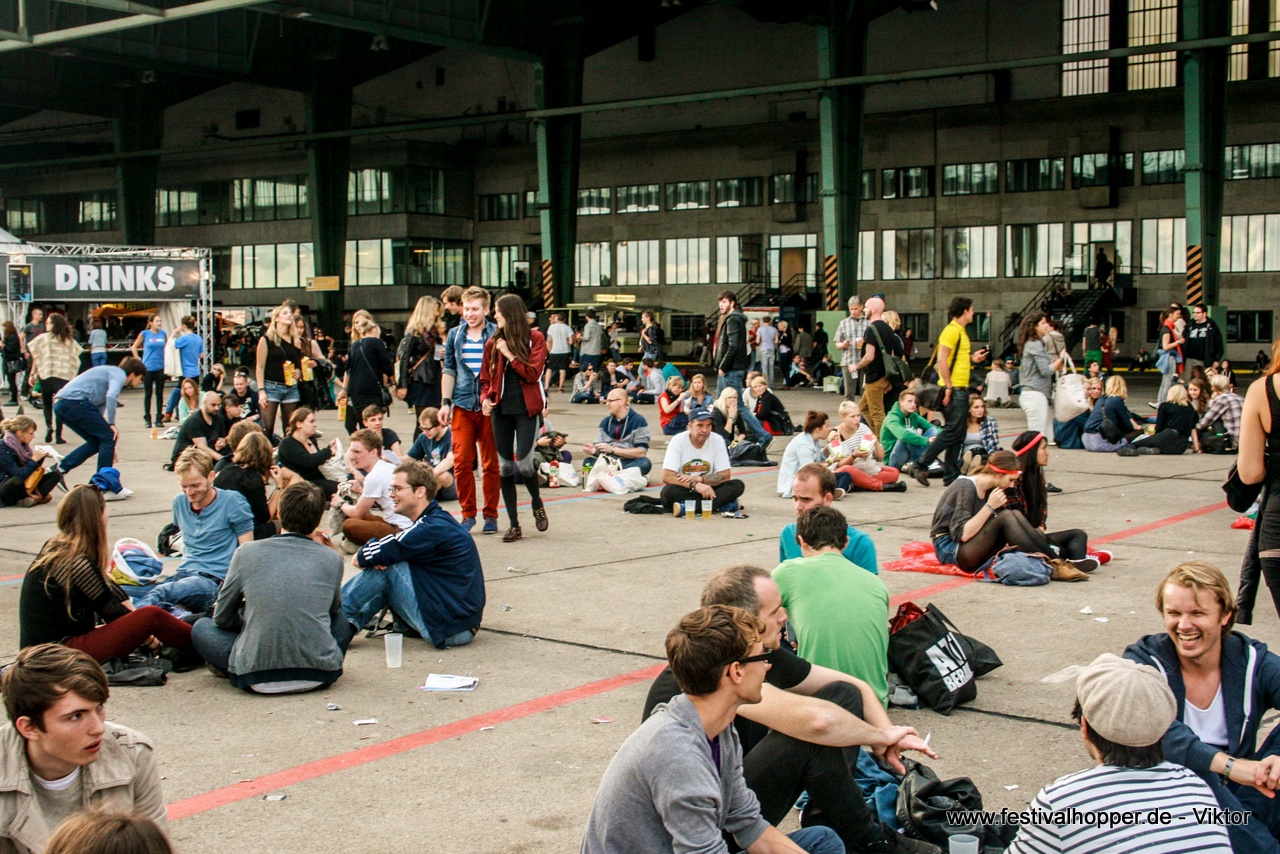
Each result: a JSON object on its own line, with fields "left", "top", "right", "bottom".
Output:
{"left": 887, "top": 683, "right": 919, "bottom": 708}
{"left": 1089, "top": 549, "right": 1114, "bottom": 565}
{"left": 1116, "top": 446, "right": 1139, "bottom": 457}
{"left": 460, "top": 516, "right": 476, "bottom": 533}
{"left": 482, "top": 517, "right": 499, "bottom": 534}
{"left": 1147, "top": 401, "right": 1159, "bottom": 410}
{"left": 833, "top": 488, "right": 846, "bottom": 501}
{"left": 720, "top": 500, "right": 739, "bottom": 514}
{"left": 1071, "top": 557, "right": 1100, "bottom": 573}
{"left": 502, "top": 525, "right": 523, "bottom": 542}
{"left": 1046, "top": 482, "right": 1063, "bottom": 493}
{"left": 882, "top": 481, "right": 907, "bottom": 493}
{"left": 1134, "top": 445, "right": 1161, "bottom": 455}
{"left": 904, "top": 463, "right": 930, "bottom": 487}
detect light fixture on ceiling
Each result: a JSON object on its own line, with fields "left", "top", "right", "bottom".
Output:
{"left": 370, "top": 34, "right": 390, "bottom": 52}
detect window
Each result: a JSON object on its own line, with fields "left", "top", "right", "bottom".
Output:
{"left": 881, "top": 229, "right": 936, "bottom": 280}
{"left": 1128, "top": 0, "right": 1179, "bottom": 90}
{"left": 898, "top": 313, "right": 931, "bottom": 347}
{"left": 671, "top": 314, "right": 703, "bottom": 342}
{"left": 406, "top": 168, "right": 444, "bottom": 215}
{"left": 479, "top": 245, "right": 518, "bottom": 289}
{"left": 1225, "top": 143, "right": 1280, "bottom": 179}
{"left": 1227, "top": 310, "right": 1274, "bottom": 343}
{"left": 1072, "top": 221, "right": 1132, "bottom": 274}
{"left": 1141, "top": 218, "right": 1187, "bottom": 273}
{"left": 156, "top": 187, "right": 200, "bottom": 227}
{"left": 715, "top": 177, "right": 764, "bottom": 208}
{"left": 617, "top": 184, "right": 661, "bottom": 213}
{"left": 665, "top": 238, "right": 711, "bottom": 284}
{"left": 942, "top": 162, "right": 999, "bottom": 196}
{"left": 860, "top": 170, "right": 876, "bottom": 201}
{"left": 1273, "top": 0, "right": 1280, "bottom": 77}
{"left": 1006, "top": 158, "right": 1066, "bottom": 192}
{"left": 348, "top": 169, "right": 395, "bottom": 215}
{"left": 228, "top": 242, "right": 315, "bottom": 290}
{"left": 1221, "top": 214, "right": 1280, "bottom": 272}
{"left": 717, "top": 237, "right": 743, "bottom": 284}
{"left": 478, "top": 193, "right": 519, "bottom": 221}
{"left": 524, "top": 190, "right": 539, "bottom": 218}
{"left": 4, "top": 198, "right": 41, "bottom": 236}
{"left": 1072, "top": 153, "right": 1135, "bottom": 187}
{"left": 1063, "top": 0, "right": 1110, "bottom": 95}
{"left": 617, "top": 240, "right": 660, "bottom": 286}
{"left": 766, "top": 233, "right": 817, "bottom": 287}
{"left": 75, "top": 191, "right": 117, "bottom": 232}
{"left": 575, "top": 242, "right": 611, "bottom": 288}
{"left": 665, "top": 181, "right": 710, "bottom": 211}
{"left": 881, "top": 167, "right": 935, "bottom": 200}
{"left": 1145, "top": 310, "right": 1166, "bottom": 342}
{"left": 941, "top": 226, "right": 999, "bottom": 278}
{"left": 1142, "top": 149, "right": 1185, "bottom": 184}
{"left": 344, "top": 238, "right": 394, "bottom": 286}
{"left": 577, "top": 187, "right": 611, "bottom": 216}
{"left": 402, "top": 240, "right": 468, "bottom": 286}
{"left": 857, "top": 231, "right": 875, "bottom": 281}
{"left": 1230, "top": 0, "right": 1249, "bottom": 81}
{"left": 770, "top": 174, "right": 818, "bottom": 204}
{"left": 233, "top": 177, "right": 306, "bottom": 222}
{"left": 1006, "top": 223, "right": 1065, "bottom": 277}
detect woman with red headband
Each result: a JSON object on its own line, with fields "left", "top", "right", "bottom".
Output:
{"left": 929, "top": 449, "right": 1099, "bottom": 573}
{"left": 1006, "top": 431, "right": 1112, "bottom": 565}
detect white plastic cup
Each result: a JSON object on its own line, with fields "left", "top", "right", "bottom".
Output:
{"left": 948, "top": 835, "right": 980, "bottom": 854}
{"left": 384, "top": 633, "right": 404, "bottom": 668}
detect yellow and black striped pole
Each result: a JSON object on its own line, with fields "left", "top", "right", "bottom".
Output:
{"left": 541, "top": 259, "right": 555, "bottom": 310}
{"left": 1186, "top": 245, "right": 1203, "bottom": 306}
{"left": 823, "top": 255, "right": 840, "bottom": 311}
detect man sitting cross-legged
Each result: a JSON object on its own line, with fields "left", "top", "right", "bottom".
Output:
{"left": 131, "top": 447, "right": 254, "bottom": 615}
{"left": 341, "top": 460, "right": 485, "bottom": 649}
{"left": 0, "top": 644, "right": 168, "bottom": 851}
{"left": 583, "top": 605, "right": 845, "bottom": 854}
{"left": 644, "top": 566, "right": 941, "bottom": 854}
{"left": 583, "top": 388, "right": 652, "bottom": 476}
{"left": 774, "top": 506, "right": 891, "bottom": 706}
{"left": 660, "top": 406, "right": 745, "bottom": 515}
{"left": 191, "top": 481, "right": 348, "bottom": 694}
{"left": 331, "top": 428, "right": 414, "bottom": 547}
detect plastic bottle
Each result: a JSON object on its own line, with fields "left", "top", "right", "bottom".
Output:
{"left": 548, "top": 460, "right": 560, "bottom": 488}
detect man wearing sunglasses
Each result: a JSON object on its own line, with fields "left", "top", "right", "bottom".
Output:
{"left": 644, "top": 566, "right": 939, "bottom": 854}
{"left": 584, "top": 605, "right": 844, "bottom": 854}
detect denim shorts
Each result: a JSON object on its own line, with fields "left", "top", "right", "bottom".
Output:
{"left": 263, "top": 379, "right": 300, "bottom": 404}
{"left": 933, "top": 532, "right": 959, "bottom": 566}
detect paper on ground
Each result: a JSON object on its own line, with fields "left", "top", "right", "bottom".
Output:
{"left": 421, "top": 673, "right": 479, "bottom": 692}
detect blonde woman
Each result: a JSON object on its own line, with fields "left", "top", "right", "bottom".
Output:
{"left": 397, "top": 295, "right": 444, "bottom": 430}
{"left": 254, "top": 303, "right": 304, "bottom": 437}
{"left": 1083, "top": 375, "right": 1144, "bottom": 452}
{"left": 0, "top": 415, "right": 61, "bottom": 506}
{"left": 28, "top": 314, "right": 82, "bottom": 444}
{"left": 1120, "top": 383, "right": 1196, "bottom": 456}
{"left": 339, "top": 313, "right": 392, "bottom": 435}
{"left": 683, "top": 372, "right": 713, "bottom": 414}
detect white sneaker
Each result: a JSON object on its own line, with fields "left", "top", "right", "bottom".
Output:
{"left": 833, "top": 488, "right": 846, "bottom": 501}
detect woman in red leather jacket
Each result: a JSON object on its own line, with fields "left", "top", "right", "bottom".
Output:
{"left": 479, "top": 294, "right": 548, "bottom": 542}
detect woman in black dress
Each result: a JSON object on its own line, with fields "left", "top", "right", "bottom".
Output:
{"left": 339, "top": 312, "right": 393, "bottom": 435}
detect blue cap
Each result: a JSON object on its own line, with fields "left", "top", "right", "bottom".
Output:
{"left": 689, "top": 406, "right": 714, "bottom": 421}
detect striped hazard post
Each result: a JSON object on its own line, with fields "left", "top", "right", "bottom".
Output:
{"left": 1186, "top": 245, "right": 1203, "bottom": 306}
{"left": 541, "top": 259, "right": 555, "bottom": 309}
{"left": 823, "top": 255, "right": 839, "bottom": 311}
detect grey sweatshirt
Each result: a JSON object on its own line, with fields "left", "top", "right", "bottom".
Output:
{"left": 1020, "top": 339, "right": 1055, "bottom": 397}
{"left": 581, "top": 693, "right": 770, "bottom": 853}
{"left": 212, "top": 534, "right": 345, "bottom": 689}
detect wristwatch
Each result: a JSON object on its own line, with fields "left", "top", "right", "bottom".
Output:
{"left": 442, "top": 397, "right": 453, "bottom": 407}
{"left": 1222, "top": 756, "right": 1237, "bottom": 784}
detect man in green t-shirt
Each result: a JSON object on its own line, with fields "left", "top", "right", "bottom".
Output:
{"left": 903, "top": 296, "right": 988, "bottom": 487}
{"left": 772, "top": 506, "right": 890, "bottom": 705}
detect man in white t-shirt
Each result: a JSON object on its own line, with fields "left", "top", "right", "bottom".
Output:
{"left": 332, "top": 428, "right": 413, "bottom": 545}
{"left": 543, "top": 313, "right": 575, "bottom": 393}
{"left": 661, "top": 407, "right": 745, "bottom": 515}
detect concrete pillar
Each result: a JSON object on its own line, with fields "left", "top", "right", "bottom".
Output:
{"left": 305, "top": 68, "right": 352, "bottom": 337}
{"left": 1182, "top": 0, "right": 1229, "bottom": 310}
{"left": 535, "top": 26, "right": 584, "bottom": 311}
{"left": 114, "top": 95, "right": 163, "bottom": 246}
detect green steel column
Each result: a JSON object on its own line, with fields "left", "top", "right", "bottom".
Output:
{"left": 1183, "top": 0, "right": 1228, "bottom": 310}
{"left": 818, "top": 4, "right": 868, "bottom": 309}
{"left": 535, "top": 30, "right": 584, "bottom": 311}
{"left": 114, "top": 95, "right": 162, "bottom": 246}
{"left": 305, "top": 70, "right": 352, "bottom": 337}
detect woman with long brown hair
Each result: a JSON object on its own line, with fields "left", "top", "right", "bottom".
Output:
{"left": 2, "top": 320, "right": 21, "bottom": 406}
{"left": 214, "top": 431, "right": 285, "bottom": 540}
{"left": 27, "top": 313, "right": 82, "bottom": 443}
{"left": 18, "top": 485, "right": 195, "bottom": 661}
{"left": 1016, "top": 311, "right": 1063, "bottom": 444}
{"left": 254, "top": 302, "right": 304, "bottom": 438}
{"left": 397, "top": 295, "right": 444, "bottom": 433}
{"left": 478, "top": 293, "right": 548, "bottom": 542}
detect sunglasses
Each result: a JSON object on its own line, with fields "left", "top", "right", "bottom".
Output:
{"left": 733, "top": 649, "right": 776, "bottom": 667}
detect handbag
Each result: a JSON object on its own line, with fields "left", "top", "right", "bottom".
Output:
{"left": 977, "top": 549, "right": 1053, "bottom": 586}
{"left": 895, "top": 758, "right": 1016, "bottom": 850}
{"left": 1097, "top": 398, "right": 1125, "bottom": 444}
{"left": 355, "top": 340, "right": 392, "bottom": 408}
{"left": 887, "top": 602, "right": 1002, "bottom": 715}
{"left": 1052, "top": 353, "right": 1089, "bottom": 421}
{"left": 867, "top": 323, "right": 912, "bottom": 385}
{"left": 1224, "top": 465, "right": 1265, "bottom": 513}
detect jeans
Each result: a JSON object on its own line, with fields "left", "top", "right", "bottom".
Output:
{"left": 785, "top": 828, "right": 844, "bottom": 854}
{"left": 842, "top": 366, "right": 862, "bottom": 401}
{"left": 1196, "top": 725, "right": 1280, "bottom": 854}
{"left": 660, "top": 481, "right": 745, "bottom": 512}
{"left": 916, "top": 387, "right": 969, "bottom": 483}
{"left": 192, "top": 613, "right": 352, "bottom": 677}
{"left": 91, "top": 352, "right": 108, "bottom": 368}
{"left": 886, "top": 428, "right": 938, "bottom": 470}
{"left": 579, "top": 354, "right": 602, "bottom": 372}
{"left": 39, "top": 377, "right": 67, "bottom": 437}
{"left": 571, "top": 391, "right": 599, "bottom": 404}
{"left": 1157, "top": 364, "right": 1178, "bottom": 407}
{"left": 716, "top": 371, "right": 770, "bottom": 445}
{"left": 759, "top": 349, "right": 776, "bottom": 384}
{"left": 341, "top": 562, "right": 476, "bottom": 648}
{"left": 130, "top": 571, "right": 222, "bottom": 614}
{"left": 859, "top": 377, "right": 891, "bottom": 439}
{"left": 586, "top": 455, "right": 652, "bottom": 476}
{"left": 143, "top": 369, "right": 166, "bottom": 423}
{"left": 53, "top": 398, "right": 116, "bottom": 473}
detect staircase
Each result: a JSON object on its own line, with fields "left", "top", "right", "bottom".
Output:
{"left": 703, "top": 273, "right": 817, "bottom": 328}
{"left": 996, "top": 269, "right": 1121, "bottom": 359}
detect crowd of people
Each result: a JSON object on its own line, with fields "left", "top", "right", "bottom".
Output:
{"left": 4, "top": 284, "right": 1276, "bottom": 854}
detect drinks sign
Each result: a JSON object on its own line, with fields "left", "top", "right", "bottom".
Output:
{"left": 25, "top": 256, "right": 202, "bottom": 301}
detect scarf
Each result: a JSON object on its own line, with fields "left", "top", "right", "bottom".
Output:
{"left": 3, "top": 431, "right": 32, "bottom": 464}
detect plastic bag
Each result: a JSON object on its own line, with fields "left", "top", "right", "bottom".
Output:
{"left": 882, "top": 541, "right": 969, "bottom": 577}
{"left": 583, "top": 454, "right": 623, "bottom": 493}
{"left": 109, "top": 538, "right": 164, "bottom": 586}
{"left": 319, "top": 438, "right": 348, "bottom": 483}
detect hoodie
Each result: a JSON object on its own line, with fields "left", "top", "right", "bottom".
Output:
{"left": 1124, "top": 631, "right": 1280, "bottom": 773}
{"left": 714, "top": 309, "right": 750, "bottom": 374}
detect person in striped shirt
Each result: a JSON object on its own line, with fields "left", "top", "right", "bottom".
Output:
{"left": 1007, "top": 652, "right": 1231, "bottom": 854}
{"left": 440, "top": 286, "right": 500, "bottom": 534}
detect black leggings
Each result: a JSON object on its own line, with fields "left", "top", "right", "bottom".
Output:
{"left": 1258, "top": 491, "right": 1280, "bottom": 620}
{"left": 1047, "top": 528, "right": 1090, "bottom": 560}
{"left": 955, "top": 508, "right": 1054, "bottom": 571}
{"left": 0, "top": 470, "right": 60, "bottom": 506}
{"left": 1129, "top": 428, "right": 1189, "bottom": 455}
{"left": 143, "top": 370, "right": 166, "bottom": 423}
{"left": 39, "top": 377, "right": 67, "bottom": 436}
{"left": 491, "top": 410, "right": 542, "bottom": 527}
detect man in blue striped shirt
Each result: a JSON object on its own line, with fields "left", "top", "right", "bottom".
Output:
{"left": 439, "top": 286, "right": 500, "bottom": 534}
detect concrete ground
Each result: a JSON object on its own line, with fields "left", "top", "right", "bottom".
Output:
{"left": 0, "top": 372, "right": 1269, "bottom": 853}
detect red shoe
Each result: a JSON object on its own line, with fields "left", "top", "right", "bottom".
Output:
{"left": 1088, "top": 550, "right": 1114, "bottom": 565}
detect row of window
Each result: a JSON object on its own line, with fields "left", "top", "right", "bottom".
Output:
{"left": 221, "top": 238, "right": 470, "bottom": 290}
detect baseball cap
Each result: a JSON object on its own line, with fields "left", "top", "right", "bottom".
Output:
{"left": 1076, "top": 653, "right": 1176, "bottom": 747}
{"left": 689, "top": 406, "right": 714, "bottom": 422}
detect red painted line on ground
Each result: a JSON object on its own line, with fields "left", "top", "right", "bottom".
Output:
{"left": 0, "top": 573, "right": 21, "bottom": 583}
{"left": 167, "top": 662, "right": 666, "bottom": 821}
{"left": 168, "top": 497, "right": 1230, "bottom": 821}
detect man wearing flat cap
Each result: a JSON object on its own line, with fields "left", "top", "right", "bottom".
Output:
{"left": 1007, "top": 652, "right": 1231, "bottom": 854}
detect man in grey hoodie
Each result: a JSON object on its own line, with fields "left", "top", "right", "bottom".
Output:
{"left": 582, "top": 606, "right": 843, "bottom": 854}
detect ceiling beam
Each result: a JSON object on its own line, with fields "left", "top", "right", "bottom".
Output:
{"left": 50, "top": 0, "right": 164, "bottom": 16}
{"left": 0, "top": 0, "right": 269, "bottom": 55}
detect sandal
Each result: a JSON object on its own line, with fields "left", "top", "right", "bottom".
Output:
{"left": 502, "top": 525, "right": 523, "bottom": 543}
{"left": 533, "top": 506, "right": 548, "bottom": 532}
